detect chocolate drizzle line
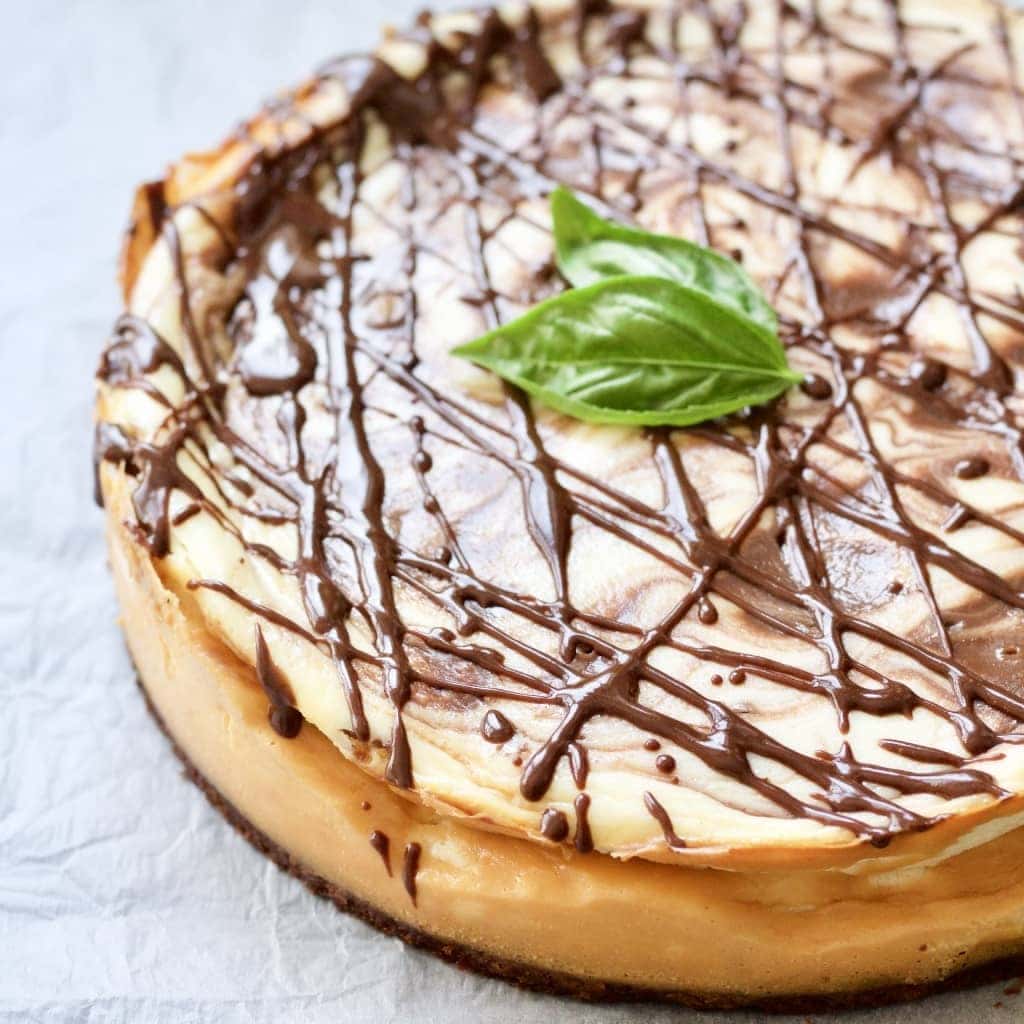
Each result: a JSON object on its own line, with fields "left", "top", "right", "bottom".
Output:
{"left": 254, "top": 625, "right": 304, "bottom": 738}
{"left": 573, "top": 792, "right": 593, "bottom": 854}
{"left": 97, "top": 1, "right": 1024, "bottom": 853}
{"left": 644, "top": 792, "right": 687, "bottom": 851}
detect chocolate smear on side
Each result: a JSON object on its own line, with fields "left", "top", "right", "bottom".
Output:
{"left": 254, "top": 625, "right": 304, "bottom": 738}
{"left": 402, "top": 842, "right": 422, "bottom": 905}
{"left": 370, "top": 830, "right": 391, "bottom": 875}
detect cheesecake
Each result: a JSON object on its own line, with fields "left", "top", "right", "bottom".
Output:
{"left": 95, "top": 0, "right": 1024, "bottom": 1008}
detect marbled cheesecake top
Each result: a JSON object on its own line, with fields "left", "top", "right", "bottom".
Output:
{"left": 96, "top": 0, "right": 1024, "bottom": 865}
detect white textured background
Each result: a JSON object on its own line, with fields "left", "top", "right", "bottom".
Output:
{"left": 1, "top": 1, "right": 1021, "bottom": 1021}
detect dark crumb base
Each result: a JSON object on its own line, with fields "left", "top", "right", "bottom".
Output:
{"left": 135, "top": 675, "right": 1024, "bottom": 1015}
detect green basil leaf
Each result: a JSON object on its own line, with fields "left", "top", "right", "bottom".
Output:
{"left": 452, "top": 276, "right": 801, "bottom": 427}
{"left": 551, "top": 186, "right": 778, "bottom": 333}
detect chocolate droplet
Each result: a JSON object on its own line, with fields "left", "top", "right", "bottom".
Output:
{"left": 573, "top": 793, "right": 594, "bottom": 853}
{"left": 800, "top": 373, "right": 833, "bottom": 400}
{"left": 269, "top": 705, "right": 303, "bottom": 739}
{"left": 910, "top": 358, "right": 947, "bottom": 391}
{"left": 954, "top": 457, "right": 989, "bottom": 480}
{"left": 481, "top": 709, "right": 515, "bottom": 743}
{"left": 697, "top": 597, "right": 719, "bottom": 625}
{"left": 539, "top": 808, "right": 569, "bottom": 842}
{"left": 655, "top": 754, "right": 676, "bottom": 774}
{"left": 402, "top": 842, "right": 421, "bottom": 905}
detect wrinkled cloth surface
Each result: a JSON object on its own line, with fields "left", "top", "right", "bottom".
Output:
{"left": 1, "top": 1, "right": 1021, "bottom": 1021}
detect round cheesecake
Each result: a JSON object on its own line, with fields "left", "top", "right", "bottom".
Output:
{"left": 95, "top": 0, "right": 1024, "bottom": 1009}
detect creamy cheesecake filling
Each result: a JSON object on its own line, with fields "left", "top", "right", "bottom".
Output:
{"left": 96, "top": 0, "right": 1024, "bottom": 865}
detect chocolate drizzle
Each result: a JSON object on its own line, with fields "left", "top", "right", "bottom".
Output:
{"left": 96, "top": 419, "right": 201, "bottom": 558}
{"left": 567, "top": 741, "right": 589, "bottom": 789}
{"left": 254, "top": 625, "right": 304, "bottom": 738}
{"left": 800, "top": 373, "right": 833, "bottom": 401}
{"left": 573, "top": 792, "right": 593, "bottom": 853}
{"left": 96, "top": 0, "right": 1024, "bottom": 854}
{"left": 99, "top": 314, "right": 185, "bottom": 395}
{"left": 644, "top": 792, "right": 687, "bottom": 851}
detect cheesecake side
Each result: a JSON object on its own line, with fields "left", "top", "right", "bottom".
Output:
{"left": 100, "top": 461, "right": 1024, "bottom": 1007}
